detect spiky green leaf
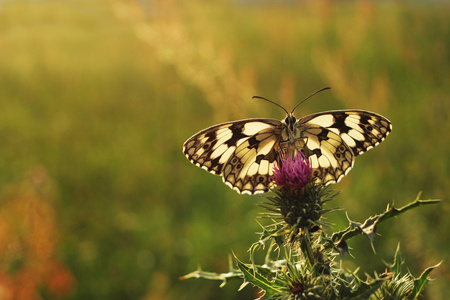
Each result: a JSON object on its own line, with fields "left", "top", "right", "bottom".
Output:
{"left": 330, "top": 196, "right": 440, "bottom": 249}
{"left": 407, "top": 262, "right": 441, "bottom": 299}
{"left": 180, "top": 269, "right": 243, "bottom": 288}
{"left": 233, "top": 252, "right": 284, "bottom": 298}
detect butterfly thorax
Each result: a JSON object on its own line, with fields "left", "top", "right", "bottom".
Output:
{"left": 280, "top": 113, "right": 307, "bottom": 157}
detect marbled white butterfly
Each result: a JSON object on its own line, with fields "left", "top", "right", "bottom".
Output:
{"left": 183, "top": 88, "right": 392, "bottom": 195}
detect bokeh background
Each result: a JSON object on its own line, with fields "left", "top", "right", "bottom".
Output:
{"left": 0, "top": 0, "right": 448, "bottom": 299}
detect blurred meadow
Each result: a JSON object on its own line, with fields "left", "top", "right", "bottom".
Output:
{"left": 0, "top": 0, "right": 448, "bottom": 299}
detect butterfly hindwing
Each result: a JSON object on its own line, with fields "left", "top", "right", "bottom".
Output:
{"left": 299, "top": 124, "right": 355, "bottom": 184}
{"left": 223, "top": 127, "right": 282, "bottom": 194}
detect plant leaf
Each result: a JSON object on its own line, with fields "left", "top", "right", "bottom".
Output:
{"left": 385, "top": 243, "right": 403, "bottom": 274}
{"left": 233, "top": 252, "right": 284, "bottom": 298}
{"left": 407, "top": 261, "right": 442, "bottom": 299}
{"left": 180, "top": 268, "right": 243, "bottom": 288}
{"left": 330, "top": 196, "right": 440, "bottom": 249}
{"left": 345, "top": 275, "right": 389, "bottom": 300}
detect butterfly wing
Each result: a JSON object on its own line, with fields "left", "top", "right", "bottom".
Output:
{"left": 297, "top": 110, "right": 392, "bottom": 184}
{"left": 183, "top": 110, "right": 392, "bottom": 193}
{"left": 183, "top": 118, "right": 283, "bottom": 194}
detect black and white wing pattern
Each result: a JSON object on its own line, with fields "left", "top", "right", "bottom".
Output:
{"left": 183, "top": 119, "right": 284, "bottom": 194}
{"left": 183, "top": 110, "right": 392, "bottom": 195}
{"left": 297, "top": 110, "right": 392, "bottom": 186}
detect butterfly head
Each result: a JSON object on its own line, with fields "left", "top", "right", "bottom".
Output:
{"left": 284, "top": 113, "right": 297, "bottom": 131}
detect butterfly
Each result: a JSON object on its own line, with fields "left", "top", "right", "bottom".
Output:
{"left": 183, "top": 88, "right": 392, "bottom": 195}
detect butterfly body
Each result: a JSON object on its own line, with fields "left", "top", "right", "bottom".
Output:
{"left": 183, "top": 108, "right": 392, "bottom": 195}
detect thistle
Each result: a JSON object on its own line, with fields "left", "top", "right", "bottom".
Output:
{"left": 182, "top": 153, "right": 440, "bottom": 300}
{"left": 262, "top": 151, "right": 337, "bottom": 243}
{"left": 271, "top": 151, "right": 313, "bottom": 194}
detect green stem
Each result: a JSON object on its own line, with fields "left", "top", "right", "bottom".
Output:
{"left": 299, "top": 228, "right": 314, "bottom": 270}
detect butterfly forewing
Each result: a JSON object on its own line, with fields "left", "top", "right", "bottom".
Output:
{"left": 183, "top": 109, "right": 391, "bottom": 195}
{"left": 301, "top": 110, "right": 392, "bottom": 156}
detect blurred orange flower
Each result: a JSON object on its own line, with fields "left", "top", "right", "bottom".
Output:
{"left": 0, "top": 166, "right": 75, "bottom": 299}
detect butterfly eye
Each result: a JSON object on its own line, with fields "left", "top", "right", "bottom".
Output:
{"left": 284, "top": 115, "right": 296, "bottom": 126}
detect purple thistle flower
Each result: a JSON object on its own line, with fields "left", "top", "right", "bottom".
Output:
{"left": 271, "top": 151, "right": 313, "bottom": 193}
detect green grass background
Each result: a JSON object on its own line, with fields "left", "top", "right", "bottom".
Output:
{"left": 0, "top": 0, "right": 448, "bottom": 299}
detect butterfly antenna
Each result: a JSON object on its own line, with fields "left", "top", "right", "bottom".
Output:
{"left": 252, "top": 96, "right": 289, "bottom": 115}
{"left": 290, "top": 87, "right": 331, "bottom": 114}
